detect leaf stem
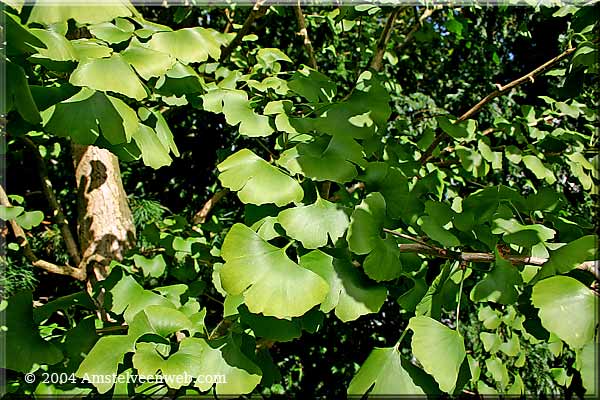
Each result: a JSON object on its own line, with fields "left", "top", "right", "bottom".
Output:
{"left": 455, "top": 262, "right": 467, "bottom": 332}
{"left": 394, "top": 327, "right": 409, "bottom": 351}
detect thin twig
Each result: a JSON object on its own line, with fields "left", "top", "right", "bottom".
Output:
{"left": 192, "top": 189, "right": 229, "bottom": 225}
{"left": 20, "top": 137, "right": 81, "bottom": 265}
{"left": 0, "top": 184, "right": 86, "bottom": 281}
{"left": 395, "top": 6, "right": 436, "bottom": 54}
{"left": 293, "top": 1, "right": 317, "bottom": 70}
{"left": 420, "top": 45, "right": 577, "bottom": 165}
{"left": 219, "top": 1, "right": 268, "bottom": 62}
{"left": 370, "top": 7, "right": 403, "bottom": 71}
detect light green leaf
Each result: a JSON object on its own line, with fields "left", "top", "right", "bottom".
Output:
{"left": 217, "top": 149, "right": 304, "bottom": 207}
{"left": 408, "top": 316, "right": 466, "bottom": 393}
{"left": 71, "top": 39, "right": 113, "bottom": 60}
{"left": 0, "top": 205, "right": 24, "bottom": 220}
{"left": 522, "top": 155, "right": 556, "bottom": 184}
{"left": 498, "top": 335, "right": 521, "bottom": 357}
{"left": 133, "top": 254, "right": 166, "bottom": 278}
{"left": 278, "top": 135, "right": 364, "bottom": 183}
{"left": 128, "top": 305, "right": 193, "bottom": 339}
{"left": 534, "top": 235, "right": 598, "bottom": 281}
{"left": 121, "top": 38, "right": 176, "bottom": 80}
{"left": 132, "top": 123, "right": 172, "bottom": 169}
{"left": 202, "top": 89, "right": 273, "bottom": 137}
{"left": 88, "top": 19, "right": 134, "bottom": 44}
{"left": 194, "top": 336, "right": 262, "bottom": 395}
{"left": 491, "top": 218, "right": 555, "bottom": 247}
{"left": 480, "top": 332, "right": 501, "bottom": 354}
{"left": 256, "top": 48, "right": 292, "bottom": 66}
{"left": 532, "top": 276, "right": 597, "bottom": 349}
{"left": 348, "top": 347, "right": 434, "bottom": 395}
{"left": 300, "top": 250, "right": 386, "bottom": 322}
{"left": 576, "top": 341, "right": 598, "bottom": 395}
{"left": 147, "top": 27, "right": 228, "bottom": 64}
{"left": 133, "top": 338, "right": 204, "bottom": 389}
{"left": 15, "top": 210, "right": 44, "bottom": 229}
{"left": 28, "top": 2, "right": 132, "bottom": 25}
{"left": 288, "top": 66, "right": 337, "bottom": 103}
{"left": 485, "top": 357, "right": 509, "bottom": 388}
{"left": 278, "top": 196, "right": 349, "bottom": 249}
{"left": 109, "top": 274, "right": 175, "bottom": 323}
{"left": 69, "top": 54, "right": 147, "bottom": 100}
{"left": 75, "top": 335, "right": 135, "bottom": 394}
{"left": 220, "top": 223, "right": 328, "bottom": 318}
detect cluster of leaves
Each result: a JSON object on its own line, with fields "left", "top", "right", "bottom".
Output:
{"left": 1, "top": 0, "right": 598, "bottom": 398}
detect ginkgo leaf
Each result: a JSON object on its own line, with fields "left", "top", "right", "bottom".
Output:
{"left": 121, "top": 38, "right": 176, "bottom": 80}
{"left": 347, "top": 193, "right": 403, "bottom": 281}
{"left": 132, "top": 123, "right": 173, "bottom": 169}
{"left": 201, "top": 89, "right": 273, "bottom": 137}
{"left": 278, "top": 196, "right": 349, "bottom": 249}
{"left": 534, "top": 235, "right": 598, "bottom": 281}
{"left": 217, "top": 149, "right": 304, "bottom": 207}
{"left": 194, "top": 335, "right": 262, "bottom": 395}
{"left": 133, "top": 338, "right": 204, "bottom": 389}
{"left": 28, "top": 1, "right": 132, "bottom": 25}
{"left": 147, "top": 27, "right": 228, "bottom": 64}
{"left": 278, "top": 135, "right": 364, "bottom": 183}
{"left": 69, "top": 54, "right": 147, "bottom": 100}
{"left": 470, "top": 252, "right": 522, "bottom": 304}
{"left": 219, "top": 223, "right": 328, "bottom": 318}
{"left": 408, "top": 316, "right": 466, "bottom": 393}
{"left": 532, "top": 276, "right": 597, "bottom": 349}
{"left": 347, "top": 347, "right": 437, "bottom": 395}
{"left": 109, "top": 274, "right": 175, "bottom": 323}
{"left": 43, "top": 88, "right": 139, "bottom": 145}
{"left": 300, "top": 250, "right": 386, "bottom": 322}
{"left": 75, "top": 335, "right": 135, "bottom": 394}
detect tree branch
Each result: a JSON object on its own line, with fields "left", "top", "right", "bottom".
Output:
{"left": 0, "top": 184, "right": 86, "bottom": 281}
{"left": 219, "top": 0, "right": 268, "bottom": 62}
{"left": 392, "top": 241, "right": 599, "bottom": 281}
{"left": 420, "top": 45, "right": 577, "bottom": 165}
{"left": 395, "top": 6, "right": 436, "bottom": 54}
{"left": 370, "top": 7, "right": 403, "bottom": 71}
{"left": 192, "top": 189, "right": 229, "bottom": 225}
{"left": 21, "top": 137, "right": 81, "bottom": 265}
{"left": 293, "top": 1, "right": 317, "bottom": 70}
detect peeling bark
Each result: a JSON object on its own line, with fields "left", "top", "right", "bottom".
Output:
{"left": 72, "top": 144, "right": 135, "bottom": 285}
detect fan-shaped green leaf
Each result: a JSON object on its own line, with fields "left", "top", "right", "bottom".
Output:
{"left": 75, "top": 335, "right": 135, "bottom": 394}
{"left": 347, "top": 193, "right": 402, "bottom": 281}
{"left": 147, "top": 27, "right": 228, "bottom": 64}
{"left": 408, "top": 316, "right": 466, "bottom": 393}
{"left": 28, "top": 1, "right": 133, "bottom": 25}
{"left": 220, "top": 223, "right": 328, "bottom": 318}
{"left": 576, "top": 342, "right": 598, "bottom": 395}
{"left": 88, "top": 19, "right": 134, "bottom": 44}
{"left": 69, "top": 54, "right": 147, "bottom": 100}
{"left": 43, "top": 88, "right": 139, "bottom": 145}
{"left": 194, "top": 336, "right": 262, "bottom": 395}
{"left": 121, "top": 38, "right": 176, "bottom": 80}
{"left": 470, "top": 253, "right": 522, "bottom": 304}
{"left": 131, "top": 123, "right": 173, "bottom": 169}
{"left": 532, "top": 276, "right": 597, "bottom": 349}
{"left": 534, "top": 235, "right": 598, "bottom": 281}
{"left": 0, "top": 205, "right": 24, "bottom": 220}
{"left": 109, "top": 274, "right": 175, "bottom": 323}
{"left": 347, "top": 347, "right": 431, "bottom": 395}
{"left": 278, "top": 135, "right": 364, "bottom": 183}
{"left": 15, "top": 210, "right": 44, "bottom": 229}
{"left": 133, "top": 338, "right": 204, "bottom": 389}
{"left": 217, "top": 149, "right": 304, "bottom": 207}
{"left": 300, "top": 250, "right": 386, "bottom": 322}
{"left": 278, "top": 196, "right": 349, "bottom": 249}
{"left": 133, "top": 254, "right": 166, "bottom": 278}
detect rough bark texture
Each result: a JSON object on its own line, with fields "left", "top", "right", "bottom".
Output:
{"left": 72, "top": 144, "right": 135, "bottom": 284}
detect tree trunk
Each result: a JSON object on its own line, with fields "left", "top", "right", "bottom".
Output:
{"left": 72, "top": 144, "right": 135, "bottom": 286}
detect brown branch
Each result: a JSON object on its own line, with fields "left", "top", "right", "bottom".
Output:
{"left": 219, "top": 1, "right": 268, "bottom": 62}
{"left": 395, "top": 6, "right": 435, "bottom": 54}
{"left": 21, "top": 137, "right": 81, "bottom": 265}
{"left": 370, "top": 7, "right": 403, "bottom": 71}
{"left": 293, "top": 1, "right": 317, "bottom": 70}
{"left": 0, "top": 184, "right": 86, "bottom": 281}
{"left": 192, "top": 189, "right": 229, "bottom": 225}
{"left": 395, "top": 242, "right": 599, "bottom": 280}
{"left": 420, "top": 45, "right": 577, "bottom": 165}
